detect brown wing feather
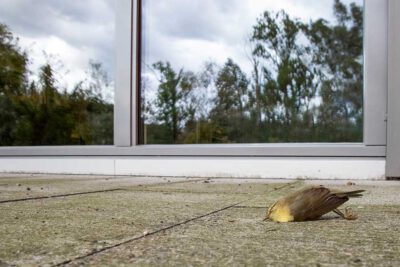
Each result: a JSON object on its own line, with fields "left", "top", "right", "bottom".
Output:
{"left": 288, "top": 186, "right": 349, "bottom": 221}
{"left": 333, "top": 189, "right": 365, "bottom": 198}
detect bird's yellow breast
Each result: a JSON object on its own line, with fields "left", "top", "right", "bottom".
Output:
{"left": 270, "top": 204, "right": 294, "bottom": 222}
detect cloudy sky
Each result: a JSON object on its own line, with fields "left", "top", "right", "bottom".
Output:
{"left": 0, "top": 0, "right": 115, "bottom": 99}
{"left": 0, "top": 0, "right": 361, "bottom": 102}
{"left": 142, "top": 0, "right": 362, "bottom": 76}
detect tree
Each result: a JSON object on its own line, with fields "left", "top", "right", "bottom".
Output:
{"left": 251, "top": 10, "right": 318, "bottom": 141}
{"left": 0, "top": 23, "right": 29, "bottom": 145}
{"left": 303, "top": 0, "right": 363, "bottom": 141}
{"left": 70, "top": 61, "right": 114, "bottom": 145}
{"left": 34, "top": 64, "right": 74, "bottom": 145}
{"left": 210, "top": 58, "right": 249, "bottom": 142}
{"left": 150, "top": 61, "right": 194, "bottom": 143}
{"left": 248, "top": 0, "right": 363, "bottom": 142}
{"left": 0, "top": 23, "right": 114, "bottom": 145}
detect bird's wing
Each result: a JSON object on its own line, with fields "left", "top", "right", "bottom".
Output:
{"left": 330, "top": 189, "right": 365, "bottom": 198}
{"left": 288, "top": 186, "right": 349, "bottom": 221}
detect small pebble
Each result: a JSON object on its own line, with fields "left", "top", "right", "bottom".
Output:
{"left": 26, "top": 187, "right": 31, "bottom": 191}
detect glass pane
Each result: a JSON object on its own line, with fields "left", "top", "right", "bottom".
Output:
{"left": 0, "top": 0, "right": 114, "bottom": 145}
{"left": 140, "top": 0, "right": 363, "bottom": 144}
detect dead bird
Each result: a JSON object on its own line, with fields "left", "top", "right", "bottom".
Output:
{"left": 264, "top": 186, "right": 365, "bottom": 222}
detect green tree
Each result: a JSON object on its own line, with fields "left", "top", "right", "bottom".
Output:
{"left": 0, "top": 23, "right": 29, "bottom": 145}
{"left": 0, "top": 23, "right": 114, "bottom": 146}
{"left": 35, "top": 64, "right": 75, "bottom": 145}
{"left": 209, "top": 58, "right": 250, "bottom": 142}
{"left": 303, "top": 0, "right": 363, "bottom": 141}
{"left": 70, "top": 61, "right": 114, "bottom": 145}
{"left": 251, "top": 10, "right": 318, "bottom": 142}
{"left": 149, "top": 61, "right": 195, "bottom": 143}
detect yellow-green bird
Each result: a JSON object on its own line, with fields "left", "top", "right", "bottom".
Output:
{"left": 264, "top": 186, "right": 365, "bottom": 222}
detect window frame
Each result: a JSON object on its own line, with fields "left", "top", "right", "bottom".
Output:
{"left": 0, "top": 0, "right": 388, "bottom": 157}
{"left": 386, "top": 0, "right": 400, "bottom": 176}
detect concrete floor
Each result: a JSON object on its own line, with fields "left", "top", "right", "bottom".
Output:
{"left": 0, "top": 174, "right": 399, "bottom": 266}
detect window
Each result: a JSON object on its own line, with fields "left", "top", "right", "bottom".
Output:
{"left": 0, "top": 0, "right": 115, "bottom": 145}
{"left": 0, "top": 0, "right": 387, "bottom": 156}
{"left": 140, "top": 0, "right": 364, "bottom": 144}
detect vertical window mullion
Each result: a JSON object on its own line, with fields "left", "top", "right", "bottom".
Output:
{"left": 132, "top": 0, "right": 141, "bottom": 146}
{"left": 386, "top": 0, "right": 400, "bottom": 177}
{"left": 363, "top": 0, "right": 388, "bottom": 146}
{"left": 114, "top": 0, "right": 134, "bottom": 146}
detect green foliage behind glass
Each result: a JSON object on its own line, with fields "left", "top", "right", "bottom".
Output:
{"left": 142, "top": 0, "right": 363, "bottom": 144}
{"left": 0, "top": 23, "right": 113, "bottom": 146}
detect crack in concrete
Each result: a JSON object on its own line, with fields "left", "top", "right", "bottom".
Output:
{"left": 52, "top": 181, "right": 296, "bottom": 266}
{"left": 52, "top": 199, "right": 249, "bottom": 267}
{"left": 0, "top": 188, "right": 125, "bottom": 204}
{"left": 0, "top": 178, "right": 206, "bottom": 204}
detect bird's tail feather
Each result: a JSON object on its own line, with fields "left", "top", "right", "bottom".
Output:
{"left": 335, "top": 189, "right": 365, "bottom": 198}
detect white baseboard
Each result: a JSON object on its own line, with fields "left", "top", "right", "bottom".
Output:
{"left": 0, "top": 157, "right": 386, "bottom": 180}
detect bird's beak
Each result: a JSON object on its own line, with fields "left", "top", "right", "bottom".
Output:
{"left": 263, "top": 205, "right": 273, "bottom": 221}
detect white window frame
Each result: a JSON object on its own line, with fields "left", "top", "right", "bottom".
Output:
{"left": 0, "top": 0, "right": 388, "bottom": 158}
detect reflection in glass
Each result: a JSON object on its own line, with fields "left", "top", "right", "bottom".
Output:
{"left": 140, "top": 0, "right": 363, "bottom": 144}
{"left": 0, "top": 0, "right": 114, "bottom": 145}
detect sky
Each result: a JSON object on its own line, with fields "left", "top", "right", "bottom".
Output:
{"left": 142, "top": 0, "right": 362, "bottom": 75}
{"left": 0, "top": 0, "right": 115, "bottom": 100}
{"left": 0, "top": 0, "right": 362, "bottom": 102}
{"left": 141, "top": 0, "right": 362, "bottom": 103}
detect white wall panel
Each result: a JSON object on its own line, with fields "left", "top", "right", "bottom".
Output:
{"left": 0, "top": 157, "right": 385, "bottom": 180}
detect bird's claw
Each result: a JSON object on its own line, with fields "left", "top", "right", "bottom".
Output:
{"left": 344, "top": 207, "right": 358, "bottom": 220}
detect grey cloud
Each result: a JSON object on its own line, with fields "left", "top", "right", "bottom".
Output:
{"left": 0, "top": 0, "right": 114, "bottom": 34}
{"left": 145, "top": 0, "right": 244, "bottom": 43}
{"left": 0, "top": 0, "right": 115, "bottom": 78}
{"left": 142, "top": 0, "right": 363, "bottom": 75}
{"left": 0, "top": 0, "right": 363, "bottom": 88}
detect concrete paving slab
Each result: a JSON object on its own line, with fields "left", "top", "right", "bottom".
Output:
{"left": 0, "top": 175, "right": 199, "bottom": 202}
{"left": 0, "top": 176, "right": 399, "bottom": 266}
{"left": 0, "top": 180, "right": 285, "bottom": 266}
{"left": 75, "top": 204, "right": 400, "bottom": 267}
